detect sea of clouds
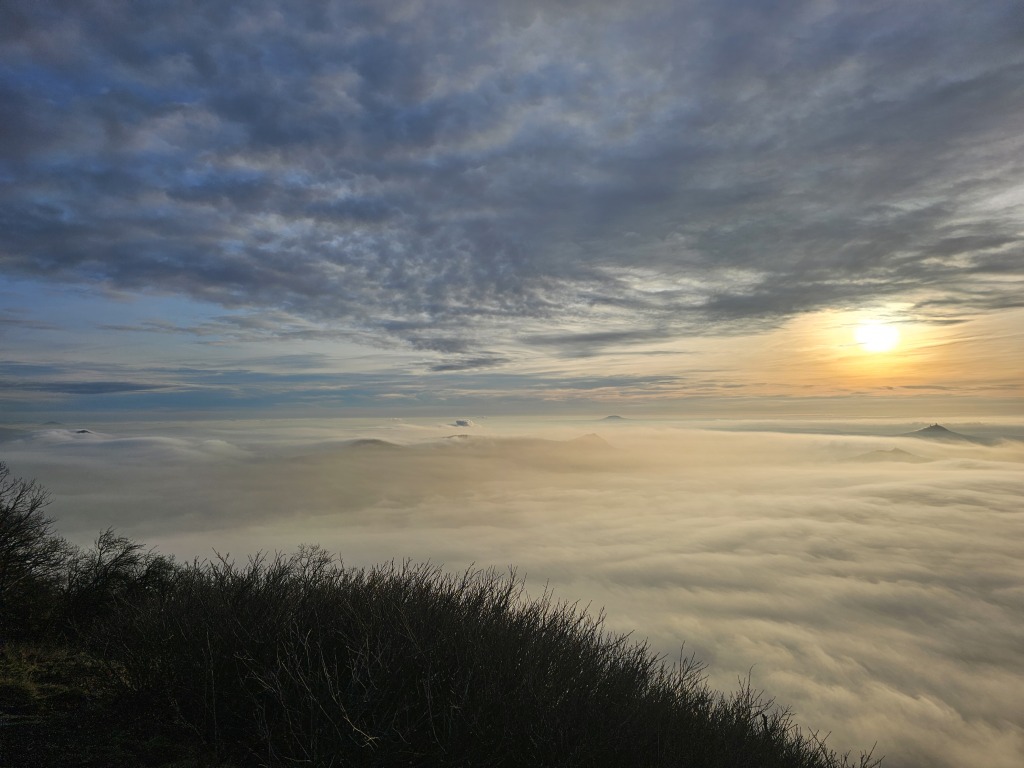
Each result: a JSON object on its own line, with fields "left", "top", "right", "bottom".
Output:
{"left": 3, "top": 417, "right": 1022, "bottom": 768}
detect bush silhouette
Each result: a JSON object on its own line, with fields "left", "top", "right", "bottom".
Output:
{"left": 0, "top": 465, "right": 881, "bottom": 767}
{"left": 97, "top": 552, "right": 878, "bottom": 767}
{"left": 0, "top": 462, "right": 69, "bottom": 640}
{"left": 62, "top": 528, "right": 176, "bottom": 639}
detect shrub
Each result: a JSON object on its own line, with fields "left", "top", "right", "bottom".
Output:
{"left": 0, "top": 465, "right": 881, "bottom": 767}
{"left": 97, "top": 552, "right": 881, "bottom": 768}
{"left": 62, "top": 528, "right": 176, "bottom": 641}
{"left": 0, "top": 462, "right": 69, "bottom": 640}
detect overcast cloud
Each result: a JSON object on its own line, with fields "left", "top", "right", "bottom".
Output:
{"left": 3, "top": 418, "right": 1023, "bottom": 768}
{"left": 3, "top": 1, "right": 1023, "bottom": 364}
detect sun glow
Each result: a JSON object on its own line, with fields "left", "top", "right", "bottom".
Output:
{"left": 855, "top": 321, "right": 900, "bottom": 352}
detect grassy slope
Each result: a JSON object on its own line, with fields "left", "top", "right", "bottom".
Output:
{"left": 0, "top": 644, "right": 223, "bottom": 767}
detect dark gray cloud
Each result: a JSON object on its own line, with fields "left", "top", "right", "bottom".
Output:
{"left": 2, "top": 0, "right": 1023, "bottom": 358}
{"left": 0, "top": 354, "right": 711, "bottom": 414}
{"left": 5, "top": 380, "right": 171, "bottom": 395}
{"left": 0, "top": 309, "right": 59, "bottom": 332}
{"left": 523, "top": 329, "right": 671, "bottom": 357}
{"left": 429, "top": 356, "right": 509, "bottom": 372}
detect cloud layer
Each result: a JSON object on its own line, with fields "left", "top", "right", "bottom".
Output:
{"left": 3, "top": 417, "right": 1023, "bottom": 767}
{"left": 3, "top": 1, "right": 1024, "bottom": 362}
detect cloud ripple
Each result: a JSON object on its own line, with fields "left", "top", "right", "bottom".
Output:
{"left": 2, "top": 1, "right": 1024, "bottom": 357}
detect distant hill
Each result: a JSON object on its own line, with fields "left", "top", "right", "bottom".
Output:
{"left": 850, "top": 447, "right": 929, "bottom": 464}
{"left": 345, "top": 438, "right": 403, "bottom": 451}
{"left": 899, "top": 424, "right": 989, "bottom": 445}
{"left": 599, "top": 415, "right": 627, "bottom": 421}
{"left": 566, "top": 433, "right": 613, "bottom": 449}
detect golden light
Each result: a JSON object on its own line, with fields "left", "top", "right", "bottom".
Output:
{"left": 855, "top": 321, "right": 900, "bottom": 352}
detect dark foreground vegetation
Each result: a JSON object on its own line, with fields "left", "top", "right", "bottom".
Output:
{"left": 0, "top": 463, "right": 881, "bottom": 767}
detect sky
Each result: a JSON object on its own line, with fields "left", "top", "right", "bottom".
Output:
{"left": 1, "top": 0, "right": 1023, "bottom": 418}
{"left": 3, "top": 5, "right": 1024, "bottom": 766}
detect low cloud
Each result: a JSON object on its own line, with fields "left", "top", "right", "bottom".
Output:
{"left": 3, "top": 418, "right": 1022, "bottom": 768}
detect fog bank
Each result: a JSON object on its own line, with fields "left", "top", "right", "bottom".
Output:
{"left": 3, "top": 417, "right": 1022, "bottom": 768}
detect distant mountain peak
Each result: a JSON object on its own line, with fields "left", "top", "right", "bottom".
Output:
{"left": 850, "top": 447, "right": 929, "bottom": 463}
{"left": 346, "top": 438, "right": 402, "bottom": 450}
{"left": 568, "top": 433, "right": 612, "bottom": 449}
{"left": 900, "top": 423, "right": 987, "bottom": 445}
{"left": 599, "top": 415, "right": 627, "bottom": 421}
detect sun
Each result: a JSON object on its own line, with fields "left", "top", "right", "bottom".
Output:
{"left": 855, "top": 321, "right": 900, "bottom": 353}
